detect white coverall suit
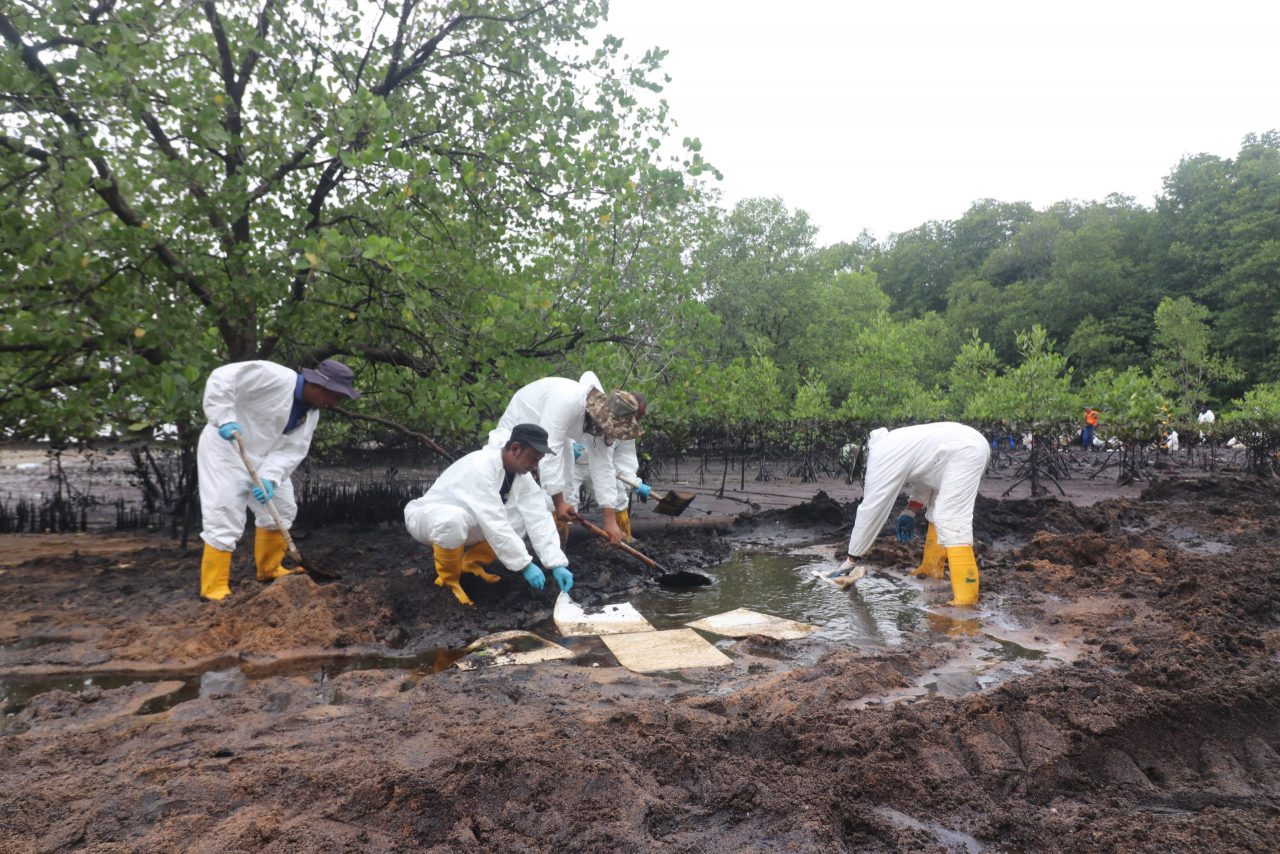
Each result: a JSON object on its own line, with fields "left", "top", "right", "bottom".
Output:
{"left": 572, "top": 439, "right": 639, "bottom": 512}
{"left": 198, "top": 361, "right": 318, "bottom": 551}
{"left": 403, "top": 447, "right": 568, "bottom": 604}
{"left": 487, "top": 372, "right": 626, "bottom": 515}
{"left": 847, "top": 422, "right": 989, "bottom": 606}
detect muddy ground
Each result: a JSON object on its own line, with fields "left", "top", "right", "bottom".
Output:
{"left": 1, "top": 462, "right": 1279, "bottom": 852}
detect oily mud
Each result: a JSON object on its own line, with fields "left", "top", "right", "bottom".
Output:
{"left": 1, "top": 475, "right": 1279, "bottom": 852}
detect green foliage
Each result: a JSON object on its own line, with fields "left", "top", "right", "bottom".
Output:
{"left": 833, "top": 315, "right": 949, "bottom": 422}
{"left": 1, "top": 0, "right": 709, "bottom": 444}
{"left": 794, "top": 268, "right": 891, "bottom": 402}
{"left": 1221, "top": 382, "right": 1280, "bottom": 472}
{"left": 947, "top": 333, "right": 1001, "bottom": 419}
{"left": 791, "top": 378, "right": 832, "bottom": 422}
{"left": 1155, "top": 132, "right": 1280, "bottom": 388}
{"left": 1151, "top": 296, "right": 1241, "bottom": 415}
{"left": 1065, "top": 315, "right": 1144, "bottom": 375}
{"left": 697, "top": 198, "right": 824, "bottom": 384}
{"left": 7, "top": 0, "right": 1280, "bottom": 453}
{"left": 1081, "top": 368, "right": 1168, "bottom": 443}
{"left": 968, "top": 326, "right": 1077, "bottom": 433}
{"left": 1224, "top": 382, "right": 1280, "bottom": 423}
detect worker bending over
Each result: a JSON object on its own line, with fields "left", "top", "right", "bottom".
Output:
{"left": 488, "top": 371, "right": 644, "bottom": 545}
{"left": 198, "top": 359, "right": 359, "bottom": 601}
{"left": 830, "top": 422, "right": 990, "bottom": 607}
{"left": 405, "top": 424, "right": 572, "bottom": 605}
{"left": 570, "top": 433, "right": 651, "bottom": 542}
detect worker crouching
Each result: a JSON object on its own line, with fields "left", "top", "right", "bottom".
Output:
{"left": 404, "top": 423, "right": 573, "bottom": 606}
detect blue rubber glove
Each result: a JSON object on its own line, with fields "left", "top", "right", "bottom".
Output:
{"left": 550, "top": 566, "right": 573, "bottom": 592}
{"left": 635, "top": 483, "right": 652, "bottom": 501}
{"left": 521, "top": 562, "right": 545, "bottom": 590}
{"left": 572, "top": 442, "right": 586, "bottom": 460}
{"left": 251, "top": 479, "right": 276, "bottom": 504}
{"left": 827, "top": 558, "right": 859, "bottom": 579}
{"left": 217, "top": 422, "right": 242, "bottom": 441}
{"left": 894, "top": 512, "right": 916, "bottom": 543}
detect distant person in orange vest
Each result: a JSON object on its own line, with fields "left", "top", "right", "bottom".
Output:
{"left": 1082, "top": 407, "right": 1100, "bottom": 451}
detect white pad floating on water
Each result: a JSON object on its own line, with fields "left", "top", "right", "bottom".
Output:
{"left": 811, "top": 567, "right": 864, "bottom": 588}
{"left": 686, "top": 608, "right": 819, "bottom": 640}
{"left": 454, "top": 630, "right": 573, "bottom": 670}
{"left": 553, "top": 591, "right": 654, "bottom": 636}
{"left": 601, "top": 628, "right": 732, "bottom": 673}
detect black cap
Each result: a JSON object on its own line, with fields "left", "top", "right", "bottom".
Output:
{"left": 509, "top": 423, "right": 556, "bottom": 455}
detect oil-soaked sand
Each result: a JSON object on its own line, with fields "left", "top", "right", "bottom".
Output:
{"left": 1, "top": 472, "right": 1279, "bottom": 852}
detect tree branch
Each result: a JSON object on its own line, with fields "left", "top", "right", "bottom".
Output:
{"left": 330, "top": 408, "right": 456, "bottom": 461}
{"left": 0, "top": 132, "right": 51, "bottom": 162}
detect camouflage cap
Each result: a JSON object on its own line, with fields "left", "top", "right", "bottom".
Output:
{"left": 585, "top": 387, "right": 644, "bottom": 441}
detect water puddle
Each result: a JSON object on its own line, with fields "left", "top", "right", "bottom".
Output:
{"left": 628, "top": 552, "right": 927, "bottom": 647}
{"left": 2, "top": 547, "right": 1080, "bottom": 715}
{"left": 1, "top": 635, "right": 73, "bottom": 652}
{"left": 1, "top": 647, "right": 470, "bottom": 718}
{"left": 1146, "top": 525, "right": 1233, "bottom": 555}
{"left": 621, "top": 548, "right": 1080, "bottom": 705}
{"left": 2, "top": 672, "right": 174, "bottom": 716}
{"left": 872, "top": 806, "right": 985, "bottom": 853}
{"left": 982, "top": 636, "right": 1048, "bottom": 662}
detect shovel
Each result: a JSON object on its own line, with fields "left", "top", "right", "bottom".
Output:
{"left": 617, "top": 474, "right": 696, "bottom": 517}
{"left": 569, "top": 511, "right": 710, "bottom": 588}
{"left": 232, "top": 434, "right": 341, "bottom": 581}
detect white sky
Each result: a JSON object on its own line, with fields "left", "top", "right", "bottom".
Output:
{"left": 602, "top": 0, "right": 1280, "bottom": 243}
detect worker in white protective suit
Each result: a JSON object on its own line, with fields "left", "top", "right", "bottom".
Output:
{"left": 1197, "top": 403, "right": 1216, "bottom": 441}
{"left": 487, "top": 372, "right": 644, "bottom": 546}
{"left": 828, "top": 422, "right": 990, "bottom": 607}
{"left": 404, "top": 423, "right": 572, "bottom": 605}
{"left": 570, "top": 434, "right": 651, "bottom": 542}
{"left": 197, "top": 359, "right": 359, "bottom": 601}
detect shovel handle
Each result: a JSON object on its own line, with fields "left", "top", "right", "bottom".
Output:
{"left": 232, "top": 434, "right": 303, "bottom": 563}
{"left": 569, "top": 511, "right": 664, "bottom": 572}
{"left": 615, "top": 473, "right": 641, "bottom": 489}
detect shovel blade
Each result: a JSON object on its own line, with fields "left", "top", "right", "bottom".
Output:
{"left": 657, "top": 570, "right": 712, "bottom": 588}
{"left": 654, "top": 490, "right": 696, "bottom": 517}
{"left": 299, "top": 558, "right": 342, "bottom": 581}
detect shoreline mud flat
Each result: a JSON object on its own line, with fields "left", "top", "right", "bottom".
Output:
{"left": 1, "top": 471, "right": 1278, "bottom": 852}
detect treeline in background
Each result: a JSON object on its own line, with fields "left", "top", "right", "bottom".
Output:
{"left": 4, "top": 2, "right": 1280, "bottom": 472}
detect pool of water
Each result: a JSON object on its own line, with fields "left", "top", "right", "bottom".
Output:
{"left": 0, "top": 648, "right": 470, "bottom": 719}
{"left": 2, "top": 548, "right": 1072, "bottom": 717}
{"left": 629, "top": 551, "right": 927, "bottom": 647}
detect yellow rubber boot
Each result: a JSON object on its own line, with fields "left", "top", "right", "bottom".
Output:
{"left": 432, "top": 544, "right": 472, "bottom": 605}
{"left": 254, "top": 527, "right": 296, "bottom": 582}
{"left": 616, "top": 509, "right": 633, "bottom": 542}
{"left": 199, "top": 544, "right": 233, "bottom": 601}
{"left": 945, "top": 545, "right": 980, "bottom": 607}
{"left": 911, "top": 524, "right": 947, "bottom": 579}
{"left": 461, "top": 541, "right": 502, "bottom": 583}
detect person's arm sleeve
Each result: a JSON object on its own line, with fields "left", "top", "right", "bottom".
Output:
{"left": 536, "top": 394, "right": 580, "bottom": 499}
{"left": 468, "top": 475, "right": 535, "bottom": 572}
{"left": 906, "top": 484, "right": 934, "bottom": 510}
{"left": 587, "top": 438, "right": 620, "bottom": 509}
{"left": 202, "top": 363, "right": 250, "bottom": 427}
{"left": 514, "top": 475, "right": 568, "bottom": 568}
{"left": 846, "top": 465, "right": 907, "bottom": 557}
{"left": 614, "top": 440, "right": 639, "bottom": 482}
{"left": 258, "top": 409, "right": 318, "bottom": 485}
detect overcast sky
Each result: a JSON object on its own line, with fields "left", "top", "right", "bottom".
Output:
{"left": 601, "top": 1, "right": 1280, "bottom": 244}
